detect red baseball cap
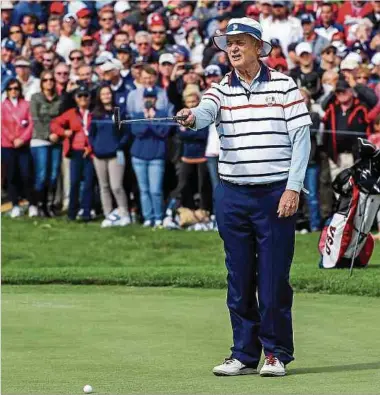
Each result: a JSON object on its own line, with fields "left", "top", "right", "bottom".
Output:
{"left": 148, "top": 13, "right": 165, "bottom": 27}
{"left": 77, "top": 8, "right": 92, "bottom": 18}
{"left": 50, "top": 1, "right": 65, "bottom": 15}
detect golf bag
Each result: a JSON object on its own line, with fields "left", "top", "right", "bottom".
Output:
{"left": 319, "top": 138, "right": 380, "bottom": 269}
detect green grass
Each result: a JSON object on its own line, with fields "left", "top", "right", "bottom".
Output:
{"left": 2, "top": 286, "right": 380, "bottom": 395}
{"left": 2, "top": 217, "right": 380, "bottom": 296}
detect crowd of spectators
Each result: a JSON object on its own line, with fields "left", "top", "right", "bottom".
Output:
{"left": 1, "top": 0, "right": 380, "bottom": 233}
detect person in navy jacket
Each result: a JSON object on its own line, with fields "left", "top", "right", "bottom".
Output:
{"left": 130, "top": 87, "right": 171, "bottom": 228}
{"left": 89, "top": 84, "right": 130, "bottom": 228}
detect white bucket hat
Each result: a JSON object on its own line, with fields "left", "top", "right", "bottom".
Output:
{"left": 213, "top": 17, "right": 272, "bottom": 57}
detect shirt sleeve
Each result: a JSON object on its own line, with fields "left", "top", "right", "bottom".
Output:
{"left": 283, "top": 79, "right": 312, "bottom": 131}
{"left": 191, "top": 85, "right": 222, "bottom": 130}
{"left": 286, "top": 125, "right": 311, "bottom": 193}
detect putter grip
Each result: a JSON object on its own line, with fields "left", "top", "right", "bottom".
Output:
{"left": 174, "top": 115, "right": 188, "bottom": 121}
{"left": 114, "top": 107, "right": 121, "bottom": 130}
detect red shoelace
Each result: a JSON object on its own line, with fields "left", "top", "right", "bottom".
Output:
{"left": 265, "top": 355, "right": 278, "bottom": 366}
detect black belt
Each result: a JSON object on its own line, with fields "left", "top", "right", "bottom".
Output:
{"left": 221, "top": 179, "right": 287, "bottom": 189}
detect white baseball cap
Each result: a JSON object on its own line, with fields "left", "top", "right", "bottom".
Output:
{"left": 114, "top": 1, "right": 131, "bottom": 13}
{"left": 213, "top": 17, "right": 272, "bottom": 57}
{"left": 344, "top": 51, "right": 362, "bottom": 64}
{"left": 100, "top": 58, "right": 123, "bottom": 72}
{"left": 340, "top": 58, "right": 359, "bottom": 71}
{"left": 371, "top": 52, "right": 380, "bottom": 67}
{"left": 295, "top": 42, "right": 313, "bottom": 56}
{"left": 159, "top": 53, "right": 175, "bottom": 65}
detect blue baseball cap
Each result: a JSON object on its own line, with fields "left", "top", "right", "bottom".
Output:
{"left": 217, "top": 0, "right": 231, "bottom": 10}
{"left": 270, "top": 38, "right": 281, "bottom": 47}
{"left": 2, "top": 38, "right": 16, "bottom": 51}
{"left": 143, "top": 87, "right": 158, "bottom": 98}
{"left": 300, "top": 14, "right": 315, "bottom": 24}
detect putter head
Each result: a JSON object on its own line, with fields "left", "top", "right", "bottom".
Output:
{"left": 113, "top": 107, "right": 121, "bottom": 131}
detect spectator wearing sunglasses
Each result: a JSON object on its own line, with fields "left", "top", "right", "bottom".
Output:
{"left": 93, "top": 9, "right": 117, "bottom": 52}
{"left": 50, "top": 85, "right": 95, "bottom": 221}
{"left": 134, "top": 31, "right": 159, "bottom": 63}
{"left": 7, "top": 25, "right": 24, "bottom": 53}
{"left": 30, "top": 71, "right": 62, "bottom": 216}
{"left": 1, "top": 78, "right": 37, "bottom": 218}
{"left": 53, "top": 63, "right": 70, "bottom": 96}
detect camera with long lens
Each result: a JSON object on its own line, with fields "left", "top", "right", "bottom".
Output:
{"left": 144, "top": 100, "right": 155, "bottom": 110}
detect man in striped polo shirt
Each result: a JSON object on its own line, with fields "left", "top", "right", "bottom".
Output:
{"left": 177, "top": 17, "right": 311, "bottom": 377}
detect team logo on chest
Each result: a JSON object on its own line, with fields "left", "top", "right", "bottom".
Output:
{"left": 265, "top": 95, "right": 276, "bottom": 106}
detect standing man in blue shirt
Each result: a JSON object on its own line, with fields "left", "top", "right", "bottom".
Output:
{"left": 177, "top": 18, "right": 311, "bottom": 378}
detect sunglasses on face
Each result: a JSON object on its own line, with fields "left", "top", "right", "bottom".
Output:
{"left": 137, "top": 42, "right": 149, "bottom": 46}
{"left": 161, "top": 62, "right": 173, "bottom": 66}
{"left": 7, "top": 86, "right": 20, "bottom": 91}
{"left": 101, "top": 18, "right": 114, "bottom": 22}
{"left": 151, "top": 31, "right": 165, "bottom": 35}
{"left": 77, "top": 93, "right": 90, "bottom": 99}
{"left": 10, "top": 30, "right": 21, "bottom": 34}
{"left": 82, "top": 42, "right": 94, "bottom": 47}
{"left": 42, "top": 78, "right": 54, "bottom": 82}
{"left": 43, "top": 58, "right": 54, "bottom": 62}
{"left": 70, "top": 56, "right": 83, "bottom": 61}
{"left": 56, "top": 71, "right": 69, "bottom": 76}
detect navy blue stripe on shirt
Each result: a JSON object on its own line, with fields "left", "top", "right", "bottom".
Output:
{"left": 220, "top": 117, "right": 286, "bottom": 124}
{"left": 221, "top": 144, "right": 291, "bottom": 151}
{"left": 286, "top": 112, "right": 310, "bottom": 122}
{"left": 203, "top": 97, "right": 219, "bottom": 107}
{"left": 222, "top": 131, "right": 288, "bottom": 138}
{"left": 213, "top": 86, "right": 298, "bottom": 97}
{"left": 220, "top": 170, "right": 289, "bottom": 178}
{"left": 219, "top": 157, "right": 291, "bottom": 164}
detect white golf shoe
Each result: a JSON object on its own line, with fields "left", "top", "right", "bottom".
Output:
{"left": 10, "top": 205, "right": 22, "bottom": 218}
{"left": 212, "top": 358, "right": 257, "bottom": 376}
{"left": 28, "top": 205, "right": 39, "bottom": 218}
{"left": 259, "top": 355, "right": 286, "bottom": 377}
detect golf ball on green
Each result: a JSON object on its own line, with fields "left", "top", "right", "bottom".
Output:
{"left": 83, "top": 384, "right": 93, "bottom": 394}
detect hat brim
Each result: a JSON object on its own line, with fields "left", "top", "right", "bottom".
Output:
{"left": 213, "top": 32, "right": 272, "bottom": 57}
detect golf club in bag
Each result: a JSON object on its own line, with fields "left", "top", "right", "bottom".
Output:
{"left": 318, "top": 138, "right": 380, "bottom": 276}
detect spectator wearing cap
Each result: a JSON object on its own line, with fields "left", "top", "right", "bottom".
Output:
{"left": 89, "top": 84, "right": 130, "bottom": 228}
{"left": 100, "top": 59, "right": 132, "bottom": 114}
{"left": 158, "top": 53, "right": 175, "bottom": 89}
{"left": 50, "top": 85, "right": 95, "bottom": 222}
{"left": 129, "top": 86, "right": 172, "bottom": 228}
{"left": 1, "top": 38, "right": 16, "bottom": 76}
{"left": 93, "top": 9, "right": 118, "bottom": 52}
{"left": 30, "top": 70, "right": 62, "bottom": 217}
{"left": 322, "top": 79, "right": 371, "bottom": 183}
{"left": 299, "top": 13, "right": 329, "bottom": 61}
{"left": 319, "top": 44, "right": 339, "bottom": 76}
{"left": 262, "top": 1, "right": 302, "bottom": 57}
{"left": 13, "top": 56, "right": 40, "bottom": 101}
{"left": 134, "top": 31, "right": 159, "bottom": 63}
{"left": 116, "top": 44, "right": 135, "bottom": 89}
{"left": 30, "top": 43, "right": 46, "bottom": 78}
{"left": 290, "top": 42, "right": 322, "bottom": 100}
{"left": 216, "top": 1, "right": 233, "bottom": 16}
{"left": 56, "top": 14, "right": 81, "bottom": 61}
{"left": 76, "top": 8, "right": 96, "bottom": 38}
{"left": 149, "top": 16, "right": 172, "bottom": 55}
{"left": 127, "top": 64, "right": 173, "bottom": 114}
{"left": 11, "top": 1, "right": 46, "bottom": 26}
{"left": 203, "top": 65, "right": 223, "bottom": 89}
{"left": 1, "top": 0, "right": 13, "bottom": 38}
{"left": 314, "top": 3, "right": 344, "bottom": 42}
{"left": 114, "top": 1, "right": 132, "bottom": 26}
{"left": 169, "top": 85, "right": 211, "bottom": 214}
{"left": 1, "top": 78, "right": 38, "bottom": 218}
{"left": 81, "top": 36, "right": 98, "bottom": 66}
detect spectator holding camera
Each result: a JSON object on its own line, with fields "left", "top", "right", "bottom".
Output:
{"left": 1, "top": 78, "right": 37, "bottom": 218}
{"left": 30, "top": 71, "right": 62, "bottom": 217}
{"left": 50, "top": 85, "right": 95, "bottom": 222}
{"left": 89, "top": 85, "right": 130, "bottom": 228}
{"left": 130, "top": 87, "right": 171, "bottom": 228}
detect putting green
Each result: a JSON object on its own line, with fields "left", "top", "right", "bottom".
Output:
{"left": 2, "top": 286, "right": 380, "bottom": 395}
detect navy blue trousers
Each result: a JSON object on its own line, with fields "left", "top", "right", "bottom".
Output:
{"left": 68, "top": 150, "right": 95, "bottom": 220}
{"left": 214, "top": 179, "right": 296, "bottom": 367}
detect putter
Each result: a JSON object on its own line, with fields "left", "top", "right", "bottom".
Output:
{"left": 113, "top": 107, "right": 188, "bottom": 128}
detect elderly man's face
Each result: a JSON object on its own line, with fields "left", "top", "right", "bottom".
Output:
{"left": 226, "top": 34, "right": 261, "bottom": 70}
{"left": 336, "top": 88, "right": 354, "bottom": 105}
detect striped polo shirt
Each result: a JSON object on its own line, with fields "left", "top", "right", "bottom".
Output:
{"left": 193, "top": 63, "right": 312, "bottom": 188}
